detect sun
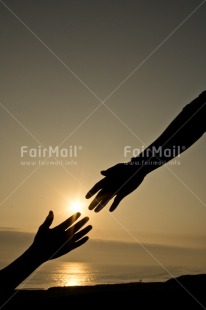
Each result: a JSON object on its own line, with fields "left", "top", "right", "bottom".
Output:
{"left": 69, "top": 200, "right": 84, "bottom": 213}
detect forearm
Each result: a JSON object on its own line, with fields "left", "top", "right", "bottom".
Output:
{"left": 0, "top": 244, "right": 44, "bottom": 292}
{"left": 130, "top": 91, "right": 206, "bottom": 174}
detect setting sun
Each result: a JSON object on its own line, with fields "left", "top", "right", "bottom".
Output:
{"left": 69, "top": 200, "right": 84, "bottom": 213}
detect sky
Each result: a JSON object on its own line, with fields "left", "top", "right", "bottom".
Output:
{"left": 0, "top": 0, "right": 206, "bottom": 271}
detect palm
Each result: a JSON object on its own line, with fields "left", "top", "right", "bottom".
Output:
{"left": 86, "top": 163, "right": 145, "bottom": 212}
{"left": 33, "top": 211, "right": 92, "bottom": 261}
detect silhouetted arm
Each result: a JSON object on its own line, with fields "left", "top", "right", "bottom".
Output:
{"left": 86, "top": 91, "right": 206, "bottom": 212}
{"left": 130, "top": 91, "right": 206, "bottom": 171}
{"left": 0, "top": 242, "right": 44, "bottom": 293}
{"left": 0, "top": 211, "right": 92, "bottom": 294}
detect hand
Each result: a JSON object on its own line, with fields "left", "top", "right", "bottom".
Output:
{"left": 85, "top": 162, "right": 146, "bottom": 212}
{"left": 32, "top": 211, "right": 92, "bottom": 262}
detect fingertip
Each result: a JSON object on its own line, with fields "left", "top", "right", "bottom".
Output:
{"left": 109, "top": 205, "right": 117, "bottom": 212}
{"left": 47, "top": 210, "right": 54, "bottom": 218}
{"left": 42, "top": 210, "right": 54, "bottom": 228}
{"left": 86, "top": 192, "right": 91, "bottom": 199}
{"left": 72, "top": 212, "right": 81, "bottom": 220}
{"left": 88, "top": 204, "right": 94, "bottom": 210}
{"left": 94, "top": 201, "right": 107, "bottom": 212}
{"left": 82, "top": 216, "right": 89, "bottom": 223}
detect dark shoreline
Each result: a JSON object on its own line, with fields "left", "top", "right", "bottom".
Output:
{"left": 1, "top": 274, "right": 206, "bottom": 310}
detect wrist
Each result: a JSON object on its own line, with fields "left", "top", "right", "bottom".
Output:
{"left": 127, "top": 157, "right": 149, "bottom": 177}
{"left": 28, "top": 243, "right": 46, "bottom": 265}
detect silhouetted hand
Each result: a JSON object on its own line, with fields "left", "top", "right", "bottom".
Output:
{"left": 32, "top": 211, "right": 92, "bottom": 262}
{"left": 0, "top": 211, "right": 92, "bottom": 294}
{"left": 86, "top": 163, "right": 146, "bottom": 212}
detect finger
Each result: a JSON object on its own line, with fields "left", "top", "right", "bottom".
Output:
{"left": 72, "top": 225, "right": 92, "bottom": 241}
{"left": 101, "top": 169, "right": 114, "bottom": 176}
{"left": 65, "top": 216, "right": 90, "bottom": 235}
{"left": 85, "top": 178, "right": 105, "bottom": 198}
{"left": 51, "top": 236, "right": 90, "bottom": 259}
{"left": 88, "top": 195, "right": 105, "bottom": 210}
{"left": 88, "top": 191, "right": 104, "bottom": 210}
{"left": 59, "top": 226, "right": 92, "bottom": 255}
{"left": 88, "top": 198, "right": 100, "bottom": 210}
{"left": 101, "top": 163, "right": 122, "bottom": 176}
{"left": 109, "top": 195, "right": 124, "bottom": 212}
{"left": 88, "top": 188, "right": 111, "bottom": 210}
{"left": 94, "top": 194, "right": 115, "bottom": 212}
{"left": 40, "top": 210, "right": 54, "bottom": 229}
{"left": 94, "top": 202, "right": 106, "bottom": 212}
{"left": 101, "top": 170, "right": 108, "bottom": 176}
{"left": 63, "top": 236, "right": 90, "bottom": 254}
{"left": 72, "top": 236, "right": 90, "bottom": 249}
{"left": 55, "top": 212, "right": 81, "bottom": 231}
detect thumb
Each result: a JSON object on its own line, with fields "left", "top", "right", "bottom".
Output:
{"left": 101, "top": 167, "right": 114, "bottom": 176}
{"left": 41, "top": 210, "right": 54, "bottom": 229}
{"left": 101, "top": 170, "right": 108, "bottom": 176}
{"left": 109, "top": 195, "right": 124, "bottom": 212}
{"left": 101, "top": 163, "right": 123, "bottom": 176}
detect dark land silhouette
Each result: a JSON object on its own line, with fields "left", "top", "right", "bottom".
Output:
{"left": 1, "top": 274, "right": 206, "bottom": 310}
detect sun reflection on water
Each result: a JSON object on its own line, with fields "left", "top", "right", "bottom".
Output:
{"left": 18, "top": 262, "right": 97, "bottom": 289}
{"left": 56, "top": 262, "right": 93, "bottom": 287}
{"left": 66, "top": 278, "right": 80, "bottom": 286}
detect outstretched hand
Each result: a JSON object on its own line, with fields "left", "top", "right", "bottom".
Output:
{"left": 86, "top": 163, "right": 146, "bottom": 212}
{"left": 32, "top": 211, "right": 92, "bottom": 262}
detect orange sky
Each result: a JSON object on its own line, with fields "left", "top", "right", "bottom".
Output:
{"left": 0, "top": 0, "right": 206, "bottom": 259}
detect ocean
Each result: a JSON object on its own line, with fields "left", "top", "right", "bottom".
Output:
{"left": 14, "top": 261, "right": 203, "bottom": 290}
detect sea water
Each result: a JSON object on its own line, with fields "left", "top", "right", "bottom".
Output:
{"left": 14, "top": 262, "right": 203, "bottom": 290}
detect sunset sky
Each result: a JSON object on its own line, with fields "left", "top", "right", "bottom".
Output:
{"left": 0, "top": 0, "right": 206, "bottom": 271}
